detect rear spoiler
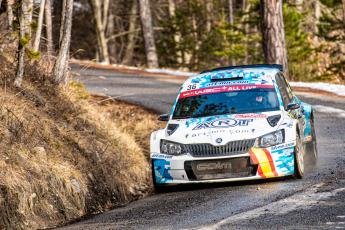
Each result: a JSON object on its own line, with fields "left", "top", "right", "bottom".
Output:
{"left": 200, "top": 64, "right": 283, "bottom": 74}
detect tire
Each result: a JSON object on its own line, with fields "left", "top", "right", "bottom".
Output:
{"left": 294, "top": 132, "right": 305, "bottom": 179}
{"left": 305, "top": 116, "right": 318, "bottom": 164}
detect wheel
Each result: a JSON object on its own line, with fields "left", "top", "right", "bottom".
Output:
{"left": 294, "top": 132, "right": 305, "bottom": 179}
{"left": 151, "top": 161, "right": 167, "bottom": 193}
{"left": 305, "top": 116, "right": 318, "bottom": 163}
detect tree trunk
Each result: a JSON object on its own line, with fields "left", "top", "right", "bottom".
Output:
{"left": 228, "top": 0, "right": 234, "bottom": 25}
{"left": 122, "top": 0, "right": 138, "bottom": 65}
{"left": 260, "top": 0, "right": 289, "bottom": 79}
{"left": 107, "top": 5, "right": 117, "bottom": 64}
{"left": 138, "top": 0, "right": 159, "bottom": 68}
{"left": 90, "top": 0, "right": 110, "bottom": 64}
{"left": 228, "top": 0, "right": 236, "bottom": 65}
{"left": 312, "top": 0, "right": 321, "bottom": 41}
{"left": 53, "top": 0, "right": 74, "bottom": 84}
{"left": 168, "top": 0, "right": 182, "bottom": 65}
{"left": 6, "top": 0, "right": 14, "bottom": 29}
{"left": 33, "top": 0, "right": 46, "bottom": 52}
{"left": 45, "top": 0, "right": 54, "bottom": 55}
{"left": 295, "top": 0, "right": 303, "bottom": 12}
{"left": 59, "top": 0, "right": 66, "bottom": 46}
{"left": 242, "top": 0, "right": 250, "bottom": 64}
{"left": 342, "top": 0, "right": 345, "bottom": 24}
{"left": 205, "top": 0, "right": 213, "bottom": 33}
{"left": 14, "top": 0, "right": 34, "bottom": 87}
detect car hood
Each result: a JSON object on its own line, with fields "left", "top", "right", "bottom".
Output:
{"left": 165, "top": 111, "right": 283, "bottom": 145}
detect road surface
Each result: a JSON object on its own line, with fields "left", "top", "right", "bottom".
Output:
{"left": 62, "top": 65, "right": 345, "bottom": 229}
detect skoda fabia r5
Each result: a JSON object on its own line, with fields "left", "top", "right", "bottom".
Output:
{"left": 150, "top": 64, "right": 317, "bottom": 190}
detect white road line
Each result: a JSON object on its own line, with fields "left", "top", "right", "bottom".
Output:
{"left": 313, "top": 105, "right": 345, "bottom": 118}
{"left": 193, "top": 184, "right": 345, "bottom": 230}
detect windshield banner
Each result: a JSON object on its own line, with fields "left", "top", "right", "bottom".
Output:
{"left": 179, "top": 84, "right": 274, "bottom": 99}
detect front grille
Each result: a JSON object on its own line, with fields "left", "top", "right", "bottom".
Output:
{"left": 185, "top": 139, "right": 255, "bottom": 157}
{"left": 184, "top": 157, "right": 257, "bottom": 180}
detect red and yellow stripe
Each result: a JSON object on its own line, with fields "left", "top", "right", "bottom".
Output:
{"left": 249, "top": 147, "right": 278, "bottom": 178}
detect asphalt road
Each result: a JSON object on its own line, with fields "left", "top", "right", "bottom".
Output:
{"left": 64, "top": 65, "right": 345, "bottom": 230}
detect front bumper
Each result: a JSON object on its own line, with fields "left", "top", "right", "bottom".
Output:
{"left": 151, "top": 143, "right": 296, "bottom": 185}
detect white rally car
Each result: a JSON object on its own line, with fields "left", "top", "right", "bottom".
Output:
{"left": 150, "top": 64, "right": 317, "bottom": 191}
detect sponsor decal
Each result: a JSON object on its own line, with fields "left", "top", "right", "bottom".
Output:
{"left": 271, "top": 147, "right": 295, "bottom": 175}
{"left": 179, "top": 84, "right": 274, "bottom": 98}
{"left": 271, "top": 142, "right": 294, "bottom": 151}
{"left": 249, "top": 147, "right": 278, "bottom": 178}
{"left": 196, "top": 161, "right": 232, "bottom": 171}
{"left": 205, "top": 80, "right": 250, "bottom": 87}
{"left": 235, "top": 113, "right": 267, "bottom": 118}
{"left": 193, "top": 118, "right": 253, "bottom": 130}
{"left": 187, "top": 129, "right": 251, "bottom": 138}
{"left": 151, "top": 154, "right": 173, "bottom": 159}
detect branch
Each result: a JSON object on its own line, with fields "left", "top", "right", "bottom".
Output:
{"left": 106, "top": 28, "right": 140, "bottom": 42}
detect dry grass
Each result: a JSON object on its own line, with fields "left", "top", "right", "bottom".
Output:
{"left": 0, "top": 50, "right": 161, "bottom": 229}
{"left": 90, "top": 95, "right": 164, "bottom": 159}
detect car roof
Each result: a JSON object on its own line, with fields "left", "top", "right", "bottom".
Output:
{"left": 181, "top": 67, "right": 281, "bottom": 92}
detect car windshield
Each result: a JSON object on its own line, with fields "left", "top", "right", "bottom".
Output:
{"left": 173, "top": 88, "right": 280, "bottom": 119}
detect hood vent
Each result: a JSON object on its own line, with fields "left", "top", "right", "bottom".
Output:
{"left": 167, "top": 124, "right": 179, "bottom": 136}
{"left": 210, "top": 77, "right": 243, "bottom": 82}
{"left": 267, "top": 115, "right": 281, "bottom": 127}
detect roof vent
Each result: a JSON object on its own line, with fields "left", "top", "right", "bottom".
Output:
{"left": 210, "top": 72, "right": 244, "bottom": 82}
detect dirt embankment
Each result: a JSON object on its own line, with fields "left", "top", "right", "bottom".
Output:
{"left": 0, "top": 57, "right": 162, "bottom": 229}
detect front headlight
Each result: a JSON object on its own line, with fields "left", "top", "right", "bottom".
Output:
{"left": 255, "top": 130, "right": 285, "bottom": 148}
{"left": 160, "top": 140, "right": 185, "bottom": 155}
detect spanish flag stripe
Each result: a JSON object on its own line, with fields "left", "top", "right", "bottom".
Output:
{"left": 249, "top": 149, "right": 259, "bottom": 164}
{"left": 249, "top": 147, "right": 278, "bottom": 178}
{"left": 263, "top": 148, "right": 279, "bottom": 177}
{"left": 260, "top": 162, "right": 274, "bottom": 178}
{"left": 257, "top": 165, "right": 265, "bottom": 178}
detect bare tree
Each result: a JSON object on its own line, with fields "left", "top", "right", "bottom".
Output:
{"left": 241, "top": 0, "right": 250, "bottom": 64}
{"left": 138, "top": 0, "right": 158, "bottom": 68}
{"left": 6, "top": 0, "right": 14, "bottom": 29}
{"left": 90, "top": 0, "right": 110, "bottom": 64}
{"left": 312, "top": 0, "right": 321, "bottom": 41}
{"left": 342, "top": 0, "right": 345, "bottom": 23}
{"left": 260, "top": 0, "right": 289, "bottom": 79}
{"left": 45, "top": 0, "right": 54, "bottom": 56}
{"left": 205, "top": 0, "right": 213, "bottom": 33}
{"left": 106, "top": 1, "right": 116, "bottom": 63}
{"left": 122, "top": 0, "right": 139, "bottom": 65}
{"left": 167, "top": 0, "right": 182, "bottom": 64}
{"left": 59, "top": 0, "right": 66, "bottom": 45}
{"left": 228, "top": 0, "right": 234, "bottom": 25}
{"left": 228, "top": 0, "right": 236, "bottom": 65}
{"left": 53, "top": 0, "right": 74, "bottom": 84}
{"left": 15, "top": 0, "right": 34, "bottom": 87}
{"left": 295, "top": 0, "right": 303, "bottom": 12}
{"left": 33, "top": 0, "right": 46, "bottom": 52}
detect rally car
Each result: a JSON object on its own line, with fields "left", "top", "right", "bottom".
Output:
{"left": 150, "top": 64, "right": 317, "bottom": 190}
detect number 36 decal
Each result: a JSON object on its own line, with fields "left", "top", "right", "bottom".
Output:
{"left": 187, "top": 84, "right": 197, "bottom": 90}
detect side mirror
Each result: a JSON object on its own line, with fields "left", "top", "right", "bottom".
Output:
{"left": 158, "top": 114, "right": 169, "bottom": 121}
{"left": 286, "top": 103, "right": 300, "bottom": 111}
